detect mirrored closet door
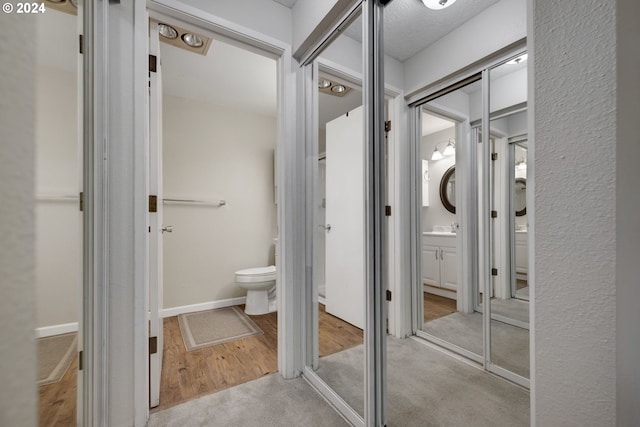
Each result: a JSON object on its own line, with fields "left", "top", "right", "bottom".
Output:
{"left": 413, "top": 48, "right": 530, "bottom": 387}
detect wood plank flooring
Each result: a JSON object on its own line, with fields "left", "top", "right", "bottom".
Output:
{"left": 424, "top": 293, "right": 457, "bottom": 323}
{"left": 38, "top": 355, "right": 77, "bottom": 427}
{"left": 155, "top": 304, "right": 363, "bottom": 411}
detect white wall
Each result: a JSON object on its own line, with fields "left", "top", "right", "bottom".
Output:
{"left": 404, "top": 0, "right": 526, "bottom": 94}
{"left": 0, "top": 14, "right": 37, "bottom": 427}
{"left": 162, "top": 95, "right": 277, "bottom": 308}
{"left": 469, "top": 67, "right": 528, "bottom": 121}
{"left": 34, "top": 66, "right": 80, "bottom": 328}
{"left": 533, "top": 0, "right": 617, "bottom": 424}
{"left": 421, "top": 127, "right": 456, "bottom": 232}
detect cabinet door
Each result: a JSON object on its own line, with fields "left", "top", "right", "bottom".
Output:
{"left": 515, "top": 233, "right": 528, "bottom": 275}
{"left": 422, "top": 245, "right": 440, "bottom": 287}
{"left": 440, "top": 247, "right": 458, "bottom": 291}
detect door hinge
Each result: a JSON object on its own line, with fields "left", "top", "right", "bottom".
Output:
{"left": 79, "top": 192, "right": 83, "bottom": 212}
{"left": 491, "top": 152, "right": 498, "bottom": 161}
{"left": 78, "top": 350, "right": 83, "bottom": 371}
{"left": 385, "top": 205, "right": 392, "bottom": 216}
{"left": 149, "top": 336, "right": 158, "bottom": 355}
{"left": 149, "top": 54, "right": 157, "bottom": 73}
{"left": 491, "top": 210, "right": 498, "bottom": 218}
{"left": 149, "top": 195, "right": 158, "bottom": 213}
{"left": 491, "top": 268, "right": 498, "bottom": 276}
{"left": 79, "top": 34, "right": 83, "bottom": 54}
{"left": 385, "top": 120, "right": 391, "bottom": 133}
{"left": 386, "top": 290, "right": 392, "bottom": 301}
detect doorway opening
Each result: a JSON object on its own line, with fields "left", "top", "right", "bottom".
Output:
{"left": 147, "top": 15, "right": 281, "bottom": 410}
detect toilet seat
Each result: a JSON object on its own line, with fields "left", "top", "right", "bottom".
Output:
{"left": 235, "top": 265, "right": 276, "bottom": 283}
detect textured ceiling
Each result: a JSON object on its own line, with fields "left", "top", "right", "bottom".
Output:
{"left": 345, "top": 0, "right": 502, "bottom": 62}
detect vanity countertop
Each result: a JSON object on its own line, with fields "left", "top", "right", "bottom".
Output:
{"left": 423, "top": 231, "right": 456, "bottom": 237}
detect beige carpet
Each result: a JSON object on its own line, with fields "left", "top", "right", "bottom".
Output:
{"left": 37, "top": 332, "right": 77, "bottom": 386}
{"left": 178, "top": 306, "right": 262, "bottom": 352}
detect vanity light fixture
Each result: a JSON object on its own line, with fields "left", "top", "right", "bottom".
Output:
{"left": 442, "top": 139, "right": 456, "bottom": 156}
{"left": 182, "top": 33, "right": 204, "bottom": 48}
{"left": 421, "top": 0, "right": 457, "bottom": 10}
{"left": 431, "top": 147, "right": 444, "bottom": 161}
{"left": 507, "top": 53, "right": 528, "bottom": 65}
{"left": 431, "top": 138, "right": 455, "bottom": 160}
{"left": 158, "top": 23, "right": 178, "bottom": 40}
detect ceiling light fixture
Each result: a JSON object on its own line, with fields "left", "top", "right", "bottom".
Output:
{"left": 182, "top": 33, "right": 204, "bottom": 48}
{"left": 507, "top": 53, "right": 528, "bottom": 65}
{"left": 421, "top": 0, "right": 457, "bottom": 10}
{"left": 318, "top": 79, "right": 332, "bottom": 89}
{"left": 331, "top": 85, "right": 346, "bottom": 94}
{"left": 158, "top": 23, "right": 178, "bottom": 40}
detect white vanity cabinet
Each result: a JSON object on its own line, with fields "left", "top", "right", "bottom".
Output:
{"left": 515, "top": 231, "right": 528, "bottom": 279}
{"left": 422, "top": 233, "right": 457, "bottom": 291}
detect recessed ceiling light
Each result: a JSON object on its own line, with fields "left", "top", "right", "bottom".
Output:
{"left": 421, "top": 0, "right": 457, "bottom": 10}
{"left": 331, "top": 85, "right": 346, "bottom": 94}
{"left": 318, "top": 79, "right": 332, "bottom": 89}
{"left": 158, "top": 23, "right": 178, "bottom": 40}
{"left": 182, "top": 33, "right": 204, "bottom": 48}
{"left": 507, "top": 53, "right": 528, "bottom": 65}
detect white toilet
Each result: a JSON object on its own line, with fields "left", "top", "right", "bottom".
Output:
{"left": 235, "top": 265, "right": 277, "bottom": 315}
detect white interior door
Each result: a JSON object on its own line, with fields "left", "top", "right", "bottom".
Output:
{"left": 148, "top": 21, "right": 164, "bottom": 408}
{"left": 325, "top": 105, "right": 365, "bottom": 329}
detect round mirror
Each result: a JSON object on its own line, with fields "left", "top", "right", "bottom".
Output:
{"left": 515, "top": 178, "right": 526, "bottom": 216}
{"left": 439, "top": 165, "right": 456, "bottom": 214}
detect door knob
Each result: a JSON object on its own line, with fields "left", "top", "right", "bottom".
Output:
{"left": 161, "top": 225, "right": 173, "bottom": 233}
{"left": 322, "top": 224, "right": 332, "bottom": 231}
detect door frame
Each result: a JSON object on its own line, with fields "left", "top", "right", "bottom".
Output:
{"left": 146, "top": 0, "right": 296, "bottom": 378}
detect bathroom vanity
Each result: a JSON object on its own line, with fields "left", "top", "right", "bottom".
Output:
{"left": 422, "top": 232, "right": 457, "bottom": 296}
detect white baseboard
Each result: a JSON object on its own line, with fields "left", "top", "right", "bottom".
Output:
{"left": 423, "top": 285, "right": 457, "bottom": 300}
{"left": 318, "top": 295, "right": 326, "bottom": 305}
{"left": 36, "top": 322, "right": 78, "bottom": 338}
{"left": 160, "top": 296, "right": 247, "bottom": 318}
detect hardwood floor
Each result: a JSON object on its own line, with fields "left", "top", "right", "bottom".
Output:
{"left": 155, "top": 304, "right": 363, "bottom": 411}
{"left": 36, "top": 303, "right": 364, "bottom": 419}
{"left": 38, "top": 355, "right": 77, "bottom": 427}
{"left": 424, "top": 292, "right": 457, "bottom": 323}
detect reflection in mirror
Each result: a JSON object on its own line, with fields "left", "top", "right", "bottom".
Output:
{"left": 312, "top": 12, "right": 365, "bottom": 418}
{"left": 489, "top": 56, "right": 529, "bottom": 380}
{"left": 418, "top": 80, "right": 483, "bottom": 361}
{"left": 34, "top": 7, "right": 81, "bottom": 425}
{"left": 515, "top": 178, "right": 526, "bottom": 216}
{"left": 439, "top": 165, "right": 456, "bottom": 214}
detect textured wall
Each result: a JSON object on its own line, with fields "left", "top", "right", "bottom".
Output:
{"left": 0, "top": 13, "right": 37, "bottom": 427}
{"left": 533, "top": 1, "right": 616, "bottom": 424}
